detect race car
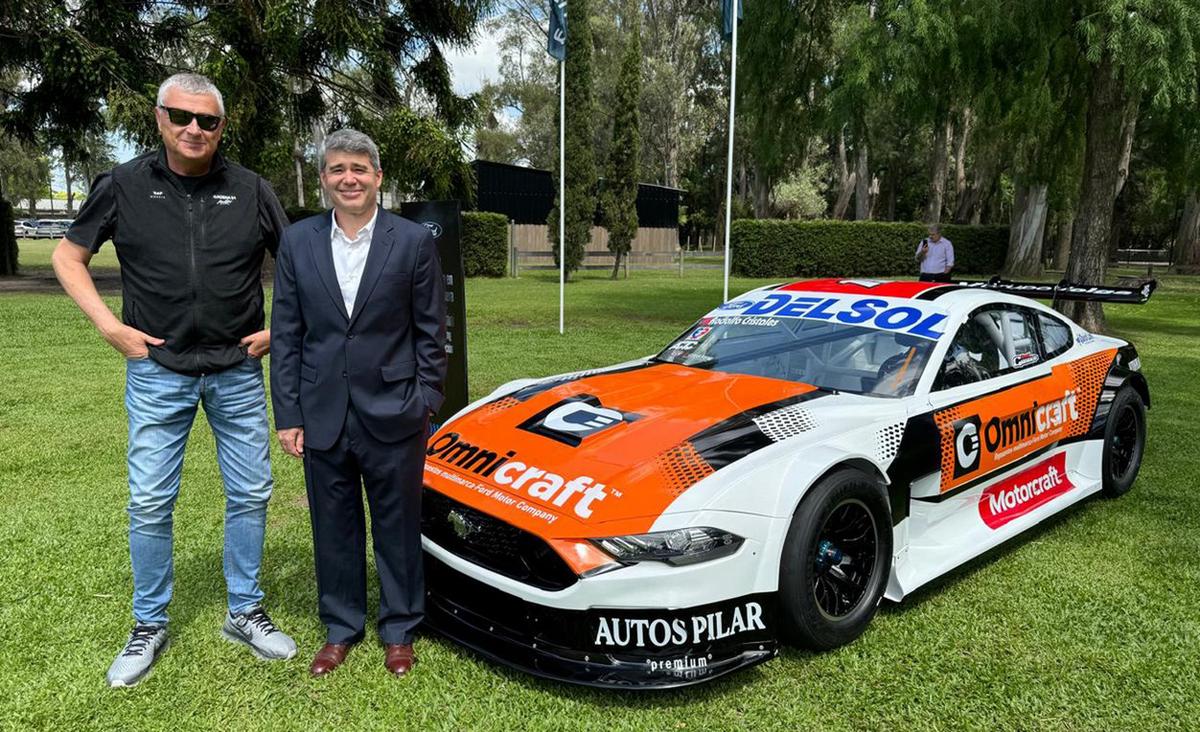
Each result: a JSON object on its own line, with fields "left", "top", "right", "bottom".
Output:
{"left": 420, "top": 277, "right": 1153, "bottom": 688}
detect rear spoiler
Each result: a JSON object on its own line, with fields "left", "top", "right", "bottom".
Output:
{"left": 952, "top": 277, "right": 1157, "bottom": 305}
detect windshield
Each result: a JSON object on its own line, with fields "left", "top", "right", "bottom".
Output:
{"left": 656, "top": 291, "right": 946, "bottom": 397}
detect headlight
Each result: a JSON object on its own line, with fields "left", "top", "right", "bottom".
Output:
{"left": 590, "top": 527, "right": 744, "bottom": 566}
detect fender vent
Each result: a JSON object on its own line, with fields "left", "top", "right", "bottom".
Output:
{"left": 657, "top": 443, "right": 715, "bottom": 496}
{"left": 753, "top": 405, "right": 817, "bottom": 442}
{"left": 483, "top": 396, "right": 520, "bottom": 414}
{"left": 876, "top": 422, "right": 905, "bottom": 463}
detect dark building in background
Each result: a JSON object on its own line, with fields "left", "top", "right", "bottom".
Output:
{"left": 470, "top": 159, "right": 682, "bottom": 228}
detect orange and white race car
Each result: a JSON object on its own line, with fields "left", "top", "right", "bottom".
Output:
{"left": 420, "top": 277, "right": 1153, "bottom": 688}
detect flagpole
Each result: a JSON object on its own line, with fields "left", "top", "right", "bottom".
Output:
{"left": 722, "top": 9, "right": 738, "bottom": 304}
{"left": 558, "top": 60, "right": 566, "bottom": 335}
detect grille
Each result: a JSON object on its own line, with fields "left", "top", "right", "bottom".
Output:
{"left": 422, "top": 489, "right": 577, "bottom": 591}
{"left": 752, "top": 404, "right": 817, "bottom": 442}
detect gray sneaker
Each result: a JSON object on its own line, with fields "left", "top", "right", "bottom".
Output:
{"left": 221, "top": 605, "right": 297, "bottom": 660}
{"left": 106, "top": 624, "right": 169, "bottom": 688}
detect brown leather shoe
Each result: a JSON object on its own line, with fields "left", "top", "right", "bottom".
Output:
{"left": 309, "top": 643, "right": 351, "bottom": 677}
{"left": 384, "top": 643, "right": 416, "bottom": 676}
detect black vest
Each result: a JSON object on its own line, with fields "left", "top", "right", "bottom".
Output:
{"left": 110, "top": 149, "right": 271, "bottom": 375}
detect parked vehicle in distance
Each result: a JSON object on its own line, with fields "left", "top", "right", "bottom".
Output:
{"left": 30, "top": 219, "right": 71, "bottom": 239}
{"left": 13, "top": 219, "right": 38, "bottom": 237}
{"left": 420, "top": 276, "right": 1154, "bottom": 688}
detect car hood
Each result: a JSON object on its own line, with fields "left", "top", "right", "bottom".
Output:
{"left": 423, "top": 362, "right": 826, "bottom": 539}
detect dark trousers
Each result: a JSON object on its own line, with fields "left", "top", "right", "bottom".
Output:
{"left": 303, "top": 406, "right": 426, "bottom": 645}
{"left": 919, "top": 272, "right": 952, "bottom": 282}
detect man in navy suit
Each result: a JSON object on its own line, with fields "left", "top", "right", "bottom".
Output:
{"left": 270, "top": 129, "right": 446, "bottom": 678}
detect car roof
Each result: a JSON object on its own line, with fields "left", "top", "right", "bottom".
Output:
{"left": 769, "top": 277, "right": 1073, "bottom": 324}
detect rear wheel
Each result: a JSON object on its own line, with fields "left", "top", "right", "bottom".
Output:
{"left": 1101, "top": 385, "right": 1146, "bottom": 498}
{"left": 779, "top": 468, "right": 892, "bottom": 651}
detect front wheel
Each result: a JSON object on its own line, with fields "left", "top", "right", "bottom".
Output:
{"left": 778, "top": 467, "right": 892, "bottom": 651}
{"left": 1101, "top": 385, "right": 1146, "bottom": 498}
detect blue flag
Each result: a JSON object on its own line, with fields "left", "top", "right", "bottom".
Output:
{"left": 548, "top": 0, "right": 567, "bottom": 61}
{"left": 721, "top": 0, "right": 742, "bottom": 39}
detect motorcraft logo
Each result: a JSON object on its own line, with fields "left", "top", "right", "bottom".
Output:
{"left": 979, "top": 452, "right": 1074, "bottom": 529}
{"left": 592, "top": 601, "right": 766, "bottom": 649}
{"left": 953, "top": 416, "right": 982, "bottom": 477}
{"left": 426, "top": 432, "right": 611, "bottom": 519}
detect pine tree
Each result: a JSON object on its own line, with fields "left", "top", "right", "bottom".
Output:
{"left": 602, "top": 5, "right": 642, "bottom": 279}
{"left": 549, "top": 0, "right": 597, "bottom": 278}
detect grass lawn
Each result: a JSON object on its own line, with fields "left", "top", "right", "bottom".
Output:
{"left": 1, "top": 260, "right": 1198, "bottom": 730}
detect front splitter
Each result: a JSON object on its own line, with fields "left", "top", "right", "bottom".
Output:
{"left": 423, "top": 554, "right": 779, "bottom": 689}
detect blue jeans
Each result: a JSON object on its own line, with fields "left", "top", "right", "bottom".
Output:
{"left": 124, "top": 357, "right": 273, "bottom": 625}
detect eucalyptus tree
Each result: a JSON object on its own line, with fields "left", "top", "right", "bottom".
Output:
{"left": 1062, "top": 0, "right": 1200, "bottom": 330}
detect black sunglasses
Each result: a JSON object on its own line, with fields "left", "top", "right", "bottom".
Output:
{"left": 158, "top": 105, "right": 223, "bottom": 131}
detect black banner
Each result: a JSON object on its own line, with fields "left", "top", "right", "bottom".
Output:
{"left": 953, "top": 277, "right": 1157, "bottom": 304}
{"left": 399, "top": 200, "right": 468, "bottom": 429}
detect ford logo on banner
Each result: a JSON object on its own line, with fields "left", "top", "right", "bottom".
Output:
{"left": 423, "top": 221, "right": 443, "bottom": 238}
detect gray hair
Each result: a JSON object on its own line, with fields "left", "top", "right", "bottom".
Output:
{"left": 320, "top": 129, "right": 381, "bottom": 171}
{"left": 157, "top": 73, "right": 225, "bottom": 116}
{"left": 927, "top": 223, "right": 942, "bottom": 235}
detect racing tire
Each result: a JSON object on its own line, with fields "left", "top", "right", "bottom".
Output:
{"left": 778, "top": 467, "right": 892, "bottom": 651}
{"left": 1101, "top": 385, "right": 1146, "bottom": 498}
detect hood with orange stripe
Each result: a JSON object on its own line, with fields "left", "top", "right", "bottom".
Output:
{"left": 422, "top": 363, "right": 824, "bottom": 540}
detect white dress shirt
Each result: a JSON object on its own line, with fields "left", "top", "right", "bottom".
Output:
{"left": 330, "top": 208, "right": 379, "bottom": 315}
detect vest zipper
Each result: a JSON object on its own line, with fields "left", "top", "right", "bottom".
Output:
{"left": 187, "top": 193, "right": 200, "bottom": 373}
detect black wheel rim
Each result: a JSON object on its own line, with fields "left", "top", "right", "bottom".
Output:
{"left": 1110, "top": 402, "right": 1141, "bottom": 483}
{"left": 811, "top": 498, "right": 878, "bottom": 620}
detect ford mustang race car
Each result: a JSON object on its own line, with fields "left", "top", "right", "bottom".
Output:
{"left": 420, "top": 277, "right": 1153, "bottom": 688}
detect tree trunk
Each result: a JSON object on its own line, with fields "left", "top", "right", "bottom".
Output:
{"left": 881, "top": 162, "right": 897, "bottom": 221}
{"left": 1004, "top": 179, "right": 1048, "bottom": 277}
{"left": 954, "top": 157, "right": 993, "bottom": 223}
{"left": 1053, "top": 214, "right": 1074, "bottom": 271}
{"left": 1062, "top": 52, "right": 1126, "bottom": 331}
{"left": 65, "top": 162, "right": 74, "bottom": 213}
{"left": 926, "top": 110, "right": 951, "bottom": 224}
{"left": 1174, "top": 191, "right": 1200, "bottom": 272}
{"left": 854, "top": 143, "right": 870, "bottom": 220}
{"left": 752, "top": 170, "right": 771, "bottom": 218}
{"left": 953, "top": 107, "right": 972, "bottom": 202}
{"left": 611, "top": 250, "right": 622, "bottom": 279}
{"left": 293, "top": 143, "right": 305, "bottom": 207}
{"left": 831, "top": 128, "right": 854, "bottom": 219}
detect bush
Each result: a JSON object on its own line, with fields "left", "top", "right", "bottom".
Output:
{"left": 0, "top": 198, "right": 17, "bottom": 276}
{"left": 461, "top": 211, "right": 508, "bottom": 277}
{"left": 729, "top": 219, "right": 1008, "bottom": 279}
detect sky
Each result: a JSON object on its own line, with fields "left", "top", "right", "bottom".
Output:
{"left": 52, "top": 35, "right": 504, "bottom": 192}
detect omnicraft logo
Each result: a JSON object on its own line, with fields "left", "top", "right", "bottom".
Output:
{"left": 983, "top": 389, "right": 1079, "bottom": 457}
{"left": 426, "top": 432, "right": 610, "bottom": 519}
{"left": 979, "top": 452, "right": 1074, "bottom": 529}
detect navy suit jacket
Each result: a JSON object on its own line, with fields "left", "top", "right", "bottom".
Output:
{"left": 270, "top": 208, "right": 447, "bottom": 451}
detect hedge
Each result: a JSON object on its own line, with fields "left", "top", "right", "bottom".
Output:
{"left": 460, "top": 211, "right": 507, "bottom": 277}
{"left": 283, "top": 207, "right": 509, "bottom": 278}
{"left": 729, "top": 219, "right": 1008, "bottom": 279}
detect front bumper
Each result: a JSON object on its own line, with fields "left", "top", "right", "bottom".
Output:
{"left": 423, "top": 553, "right": 778, "bottom": 689}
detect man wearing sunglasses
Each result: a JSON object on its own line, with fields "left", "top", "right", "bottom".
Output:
{"left": 52, "top": 72, "right": 297, "bottom": 687}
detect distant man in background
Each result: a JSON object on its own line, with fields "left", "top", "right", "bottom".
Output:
{"left": 52, "top": 72, "right": 296, "bottom": 688}
{"left": 916, "top": 224, "right": 954, "bottom": 282}
{"left": 270, "top": 129, "right": 446, "bottom": 678}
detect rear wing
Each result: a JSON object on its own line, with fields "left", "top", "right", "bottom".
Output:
{"left": 952, "top": 277, "right": 1157, "bottom": 305}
